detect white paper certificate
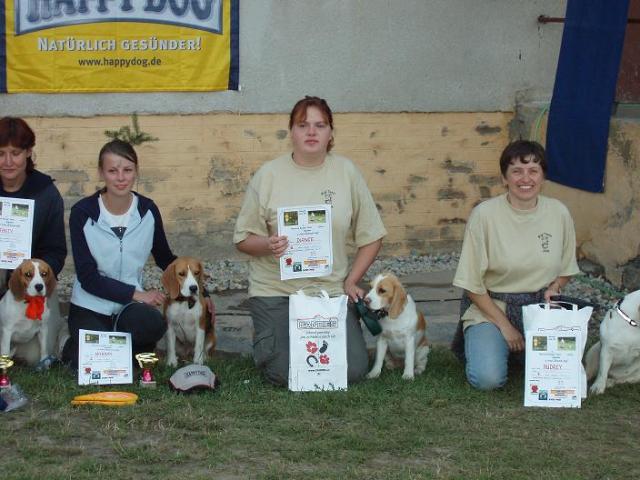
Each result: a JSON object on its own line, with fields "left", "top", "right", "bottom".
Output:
{"left": 278, "top": 205, "right": 332, "bottom": 280}
{"left": 524, "top": 328, "right": 582, "bottom": 408}
{"left": 78, "top": 329, "right": 133, "bottom": 385}
{"left": 0, "top": 196, "right": 34, "bottom": 269}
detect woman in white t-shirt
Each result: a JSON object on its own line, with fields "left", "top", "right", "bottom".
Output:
{"left": 452, "top": 140, "right": 580, "bottom": 390}
{"left": 234, "top": 96, "right": 387, "bottom": 386}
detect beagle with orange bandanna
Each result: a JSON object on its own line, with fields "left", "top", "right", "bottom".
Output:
{"left": 0, "top": 259, "right": 56, "bottom": 363}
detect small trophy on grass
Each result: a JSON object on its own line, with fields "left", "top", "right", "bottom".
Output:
{"left": 0, "top": 356, "right": 14, "bottom": 390}
{"left": 135, "top": 353, "right": 158, "bottom": 388}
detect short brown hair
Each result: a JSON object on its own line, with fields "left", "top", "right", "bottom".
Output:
{"left": 98, "top": 139, "right": 138, "bottom": 170}
{"left": 0, "top": 117, "right": 36, "bottom": 173}
{"left": 499, "top": 140, "right": 547, "bottom": 177}
{"left": 288, "top": 96, "right": 335, "bottom": 152}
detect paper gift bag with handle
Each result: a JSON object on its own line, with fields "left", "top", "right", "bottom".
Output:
{"left": 523, "top": 301, "right": 593, "bottom": 400}
{"left": 288, "top": 289, "right": 348, "bottom": 391}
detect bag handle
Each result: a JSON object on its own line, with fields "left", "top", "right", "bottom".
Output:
{"left": 295, "top": 288, "right": 330, "bottom": 299}
{"left": 535, "top": 301, "right": 579, "bottom": 312}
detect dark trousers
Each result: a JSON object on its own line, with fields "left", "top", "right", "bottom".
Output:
{"left": 62, "top": 302, "right": 167, "bottom": 368}
{"left": 249, "top": 296, "right": 369, "bottom": 387}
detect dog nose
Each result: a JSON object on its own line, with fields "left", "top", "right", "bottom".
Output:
{"left": 189, "top": 285, "right": 198, "bottom": 294}
{"left": 35, "top": 283, "right": 44, "bottom": 292}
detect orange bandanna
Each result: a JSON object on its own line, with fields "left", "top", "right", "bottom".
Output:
{"left": 24, "top": 295, "right": 45, "bottom": 321}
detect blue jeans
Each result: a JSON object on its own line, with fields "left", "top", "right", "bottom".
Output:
{"left": 464, "top": 322, "right": 511, "bottom": 390}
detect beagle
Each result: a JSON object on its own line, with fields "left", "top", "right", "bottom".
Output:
{"left": 161, "top": 257, "right": 215, "bottom": 367}
{"left": 0, "top": 259, "right": 56, "bottom": 364}
{"left": 364, "top": 273, "right": 430, "bottom": 380}
{"left": 585, "top": 289, "right": 640, "bottom": 395}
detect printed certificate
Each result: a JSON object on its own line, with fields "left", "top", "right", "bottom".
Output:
{"left": 78, "top": 329, "right": 133, "bottom": 386}
{"left": 278, "top": 205, "right": 333, "bottom": 280}
{"left": 524, "top": 328, "right": 582, "bottom": 408}
{"left": 0, "top": 196, "right": 34, "bottom": 269}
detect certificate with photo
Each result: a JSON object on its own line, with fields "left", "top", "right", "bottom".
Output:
{"left": 0, "top": 196, "right": 34, "bottom": 269}
{"left": 78, "top": 329, "right": 133, "bottom": 386}
{"left": 278, "top": 204, "right": 333, "bottom": 280}
{"left": 524, "top": 328, "right": 582, "bottom": 408}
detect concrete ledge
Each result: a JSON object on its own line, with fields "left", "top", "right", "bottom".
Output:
{"left": 212, "top": 270, "right": 461, "bottom": 356}
{"left": 59, "top": 270, "right": 461, "bottom": 357}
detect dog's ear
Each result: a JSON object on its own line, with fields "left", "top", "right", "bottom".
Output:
{"left": 388, "top": 277, "right": 407, "bottom": 319}
{"left": 41, "top": 261, "right": 57, "bottom": 298}
{"left": 8, "top": 261, "right": 27, "bottom": 300}
{"left": 196, "top": 260, "right": 204, "bottom": 286}
{"left": 161, "top": 260, "right": 180, "bottom": 299}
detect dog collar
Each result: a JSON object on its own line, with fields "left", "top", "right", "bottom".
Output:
{"left": 615, "top": 299, "right": 638, "bottom": 328}
{"left": 175, "top": 295, "right": 196, "bottom": 309}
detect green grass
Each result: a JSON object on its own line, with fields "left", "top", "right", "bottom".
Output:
{"left": 2, "top": 347, "right": 639, "bottom": 480}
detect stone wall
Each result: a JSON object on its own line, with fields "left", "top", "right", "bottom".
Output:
{"left": 28, "top": 112, "right": 510, "bottom": 270}
{"left": 24, "top": 111, "right": 640, "bottom": 289}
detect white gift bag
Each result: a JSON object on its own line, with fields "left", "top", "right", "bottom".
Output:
{"left": 288, "top": 290, "right": 348, "bottom": 391}
{"left": 522, "top": 302, "right": 593, "bottom": 405}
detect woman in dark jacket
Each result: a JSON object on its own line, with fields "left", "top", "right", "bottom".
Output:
{"left": 0, "top": 117, "right": 67, "bottom": 364}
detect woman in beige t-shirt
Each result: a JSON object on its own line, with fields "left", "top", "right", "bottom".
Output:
{"left": 234, "top": 96, "right": 386, "bottom": 386}
{"left": 452, "top": 140, "right": 580, "bottom": 390}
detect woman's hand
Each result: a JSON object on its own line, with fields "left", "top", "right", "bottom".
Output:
{"left": 236, "top": 233, "right": 289, "bottom": 258}
{"left": 267, "top": 235, "right": 289, "bottom": 258}
{"left": 544, "top": 281, "right": 561, "bottom": 303}
{"left": 499, "top": 322, "right": 525, "bottom": 352}
{"left": 344, "top": 280, "right": 365, "bottom": 303}
{"left": 342, "top": 240, "right": 382, "bottom": 303}
{"left": 133, "top": 289, "right": 166, "bottom": 306}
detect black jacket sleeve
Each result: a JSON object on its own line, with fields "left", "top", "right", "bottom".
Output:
{"left": 32, "top": 184, "right": 67, "bottom": 277}
{"left": 149, "top": 201, "right": 177, "bottom": 271}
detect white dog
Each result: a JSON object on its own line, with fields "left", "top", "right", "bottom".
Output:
{"left": 365, "top": 273, "right": 430, "bottom": 380}
{"left": 0, "top": 259, "right": 56, "bottom": 364}
{"left": 585, "top": 290, "right": 640, "bottom": 395}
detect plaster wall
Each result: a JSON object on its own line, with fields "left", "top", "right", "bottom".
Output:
{"left": 0, "top": 0, "right": 566, "bottom": 116}
{"left": 544, "top": 119, "right": 640, "bottom": 288}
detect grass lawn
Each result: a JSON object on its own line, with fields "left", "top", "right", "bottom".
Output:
{"left": 1, "top": 346, "right": 639, "bottom": 480}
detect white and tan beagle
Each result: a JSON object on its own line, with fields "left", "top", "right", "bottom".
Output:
{"left": 0, "top": 259, "right": 56, "bottom": 363}
{"left": 365, "top": 273, "right": 430, "bottom": 380}
{"left": 585, "top": 289, "right": 640, "bottom": 395}
{"left": 161, "top": 257, "right": 215, "bottom": 367}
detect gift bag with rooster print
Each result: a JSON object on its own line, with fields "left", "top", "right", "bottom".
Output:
{"left": 289, "top": 290, "right": 348, "bottom": 391}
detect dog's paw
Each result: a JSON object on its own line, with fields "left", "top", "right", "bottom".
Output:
{"left": 589, "top": 381, "right": 606, "bottom": 396}
{"left": 366, "top": 369, "right": 381, "bottom": 379}
{"left": 166, "top": 356, "right": 178, "bottom": 368}
{"left": 35, "top": 355, "right": 58, "bottom": 372}
{"left": 402, "top": 372, "right": 415, "bottom": 380}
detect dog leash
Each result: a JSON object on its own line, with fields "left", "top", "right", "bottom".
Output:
{"left": 615, "top": 299, "right": 639, "bottom": 328}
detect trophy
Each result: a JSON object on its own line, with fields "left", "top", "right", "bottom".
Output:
{"left": 135, "top": 353, "right": 158, "bottom": 388}
{"left": 0, "top": 355, "right": 14, "bottom": 390}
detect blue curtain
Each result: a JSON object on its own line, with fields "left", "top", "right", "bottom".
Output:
{"left": 546, "top": 0, "right": 630, "bottom": 192}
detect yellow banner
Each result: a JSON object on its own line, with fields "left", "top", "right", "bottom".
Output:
{"left": 1, "top": 0, "right": 239, "bottom": 93}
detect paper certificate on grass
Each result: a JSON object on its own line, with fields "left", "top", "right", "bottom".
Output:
{"left": 0, "top": 196, "right": 34, "bottom": 269}
{"left": 78, "top": 329, "right": 133, "bottom": 386}
{"left": 278, "top": 205, "right": 333, "bottom": 280}
{"left": 524, "top": 329, "right": 582, "bottom": 408}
